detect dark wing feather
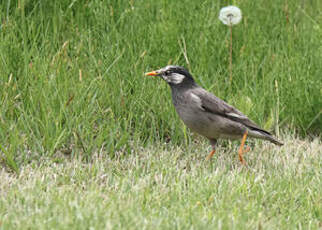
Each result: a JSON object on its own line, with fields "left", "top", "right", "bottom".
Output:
{"left": 193, "top": 88, "right": 272, "bottom": 135}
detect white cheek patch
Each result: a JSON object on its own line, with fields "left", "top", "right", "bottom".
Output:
{"left": 163, "top": 75, "right": 169, "bottom": 82}
{"left": 170, "top": 73, "right": 185, "bottom": 84}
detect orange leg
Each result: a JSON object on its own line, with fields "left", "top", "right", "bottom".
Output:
{"left": 206, "top": 149, "right": 216, "bottom": 161}
{"left": 238, "top": 131, "right": 248, "bottom": 165}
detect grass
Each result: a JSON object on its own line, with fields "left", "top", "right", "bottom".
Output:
{"left": 0, "top": 135, "right": 321, "bottom": 229}
{"left": 0, "top": 0, "right": 321, "bottom": 169}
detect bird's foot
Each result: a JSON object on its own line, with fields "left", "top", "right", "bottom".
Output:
{"left": 244, "top": 146, "right": 251, "bottom": 153}
{"left": 238, "top": 154, "right": 246, "bottom": 165}
{"left": 238, "top": 147, "right": 250, "bottom": 165}
{"left": 206, "top": 149, "right": 216, "bottom": 161}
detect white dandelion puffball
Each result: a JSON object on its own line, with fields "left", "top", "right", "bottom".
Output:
{"left": 219, "top": 6, "right": 242, "bottom": 26}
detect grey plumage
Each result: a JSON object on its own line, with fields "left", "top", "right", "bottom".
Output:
{"left": 145, "top": 65, "right": 283, "bottom": 162}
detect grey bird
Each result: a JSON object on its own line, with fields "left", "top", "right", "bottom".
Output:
{"left": 145, "top": 65, "right": 283, "bottom": 164}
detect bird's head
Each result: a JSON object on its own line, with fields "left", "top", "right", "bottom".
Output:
{"left": 145, "top": 65, "right": 196, "bottom": 87}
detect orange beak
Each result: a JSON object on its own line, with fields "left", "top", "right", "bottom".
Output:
{"left": 144, "top": 71, "right": 159, "bottom": 77}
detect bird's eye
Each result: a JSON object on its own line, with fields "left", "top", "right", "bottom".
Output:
{"left": 165, "top": 70, "right": 171, "bottom": 76}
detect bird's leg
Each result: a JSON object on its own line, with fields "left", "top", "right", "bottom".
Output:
{"left": 238, "top": 131, "right": 248, "bottom": 165}
{"left": 206, "top": 139, "right": 217, "bottom": 161}
{"left": 206, "top": 149, "right": 216, "bottom": 161}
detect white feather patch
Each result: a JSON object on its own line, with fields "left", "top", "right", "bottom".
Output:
{"left": 190, "top": 92, "right": 201, "bottom": 102}
{"left": 190, "top": 93, "right": 204, "bottom": 110}
{"left": 226, "top": 112, "right": 246, "bottom": 119}
{"left": 170, "top": 73, "right": 185, "bottom": 84}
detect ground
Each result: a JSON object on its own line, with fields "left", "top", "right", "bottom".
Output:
{"left": 1, "top": 135, "right": 320, "bottom": 229}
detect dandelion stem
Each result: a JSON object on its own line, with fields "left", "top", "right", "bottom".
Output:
{"left": 229, "top": 24, "right": 233, "bottom": 84}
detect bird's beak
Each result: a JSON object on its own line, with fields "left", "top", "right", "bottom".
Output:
{"left": 144, "top": 70, "right": 159, "bottom": 77}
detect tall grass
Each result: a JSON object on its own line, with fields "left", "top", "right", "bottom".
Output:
{"left": 0, "top": 0, "right": 321, "bottom": 170}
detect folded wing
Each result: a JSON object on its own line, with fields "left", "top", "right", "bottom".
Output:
{"left": 193, "top": 88, "right": 272, "bottom": 135}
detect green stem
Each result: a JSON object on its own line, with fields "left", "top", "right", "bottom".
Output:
{"left": 229, "top": 24, "right": 233, "bottom": 84}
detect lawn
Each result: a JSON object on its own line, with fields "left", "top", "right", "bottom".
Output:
{"left": 1, "top": 135, "right": 321, "bottom": 229}
{"left": 0, "top": 0, "right": 321, "bottom": 229}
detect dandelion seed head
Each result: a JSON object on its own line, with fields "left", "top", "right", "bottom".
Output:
{"left": 219, "top": 6, "right": 242, "bottom": 26}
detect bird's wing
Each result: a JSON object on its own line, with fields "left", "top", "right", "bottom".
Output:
{"left": 192, "top": 88, "right": 271, "bottom": 135}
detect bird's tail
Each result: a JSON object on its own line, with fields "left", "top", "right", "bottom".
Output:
{"left": 266, "top": 135, "right": 284, "bottom": 146}
{"left": 248, "top": 129, "right": 284, "bottom": 146}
